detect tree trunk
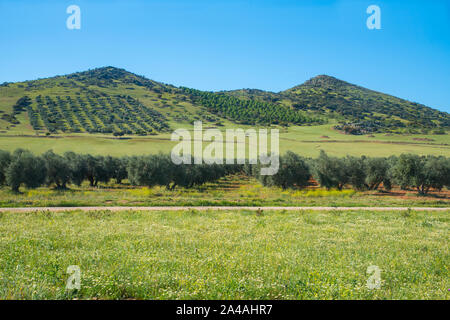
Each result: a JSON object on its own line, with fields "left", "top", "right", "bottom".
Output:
{"left": 417, "top": 186, "right": 423, "bottom": 194}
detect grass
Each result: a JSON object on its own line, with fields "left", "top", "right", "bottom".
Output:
{"left": 0, "top": 175, "right": 448, "bottom": 208}
{"left": 0, "top": 208, "right": 448, "bottom": 299}
{"left": 0, "top": 123, "right": 448, "bottom": 157}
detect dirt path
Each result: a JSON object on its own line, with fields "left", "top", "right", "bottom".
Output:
{"left": 0, "top": 206, "right": 448, "bottom": 212}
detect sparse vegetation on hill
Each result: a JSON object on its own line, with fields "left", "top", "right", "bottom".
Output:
{"left": 285, "top": 75, "right": 449, "bottom": 132}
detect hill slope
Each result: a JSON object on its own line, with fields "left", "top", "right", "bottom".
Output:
{"left": 284, "top": 75, "right": 449, "bottom": 133}
{"left": 227, "top": 75, "right": 449, "bottom": 134}
{"left": 0, "top": 67, "right": 448, "bottom": 136}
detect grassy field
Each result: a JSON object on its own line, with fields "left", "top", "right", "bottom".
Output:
{"left": 0, "top": 124, "right": 448, "bottom": 157}
{"left": 0, "top": 208, "right": 448, "bottom": 299}
{"left": 0, "top": 175, "right": 448, "bottom": 208}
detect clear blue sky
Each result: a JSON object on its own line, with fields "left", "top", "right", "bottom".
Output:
{"left": 0, "top": 0, "right": 449, "bottom": 112}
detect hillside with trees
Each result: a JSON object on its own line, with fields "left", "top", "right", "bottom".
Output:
{"left": 227, "top": 75, "right": 449, "bottom": 134}
{"left": 0, "top": 67, "right": 448, "bottom": 135}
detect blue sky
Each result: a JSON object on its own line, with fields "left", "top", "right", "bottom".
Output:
{"left": 0, "top": 0, "right": 449, "bottom": 112}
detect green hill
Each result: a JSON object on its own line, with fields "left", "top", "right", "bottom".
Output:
{"left": 227, "top": 75, "right": 449, "bottom": 134}
{"left": 0, "top": 67, "right": 448, "bottom": 136}
{"left": 283, "top": 75, "right": 449, "bottom": 134}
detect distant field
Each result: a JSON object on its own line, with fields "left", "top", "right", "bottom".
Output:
{"left": 0, "top": 124, "right": 448, "bottom": 157}
{"left": 0, "top": 208, "right": 447, "bottom": 299}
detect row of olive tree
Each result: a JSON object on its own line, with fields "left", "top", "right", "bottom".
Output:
{"left": 0, "top": 149, "right": 448, "bottom": 194}
{"left": 313, "top": 151, "right": 450, "bottom": 194}
{"left": 246, "top": 151, "right": 449, "bottom": 194}
{"left": 127, "top": 154, "right": 241, "bottom": 190}
{"left": 0, "top": 149, "right": 241, "bottom": 192}
{"left": 0, "top": 149, "right": 128, "bottom": 192}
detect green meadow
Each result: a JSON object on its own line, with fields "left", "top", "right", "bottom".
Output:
{"left": 0, "top": 208, "right": 448, "bottom": 299}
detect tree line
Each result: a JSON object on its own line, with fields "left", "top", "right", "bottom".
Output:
{"left": 0, "top": 149, "right": 241, "bottom": 192}
{"left": 0, "top": 149, "right": 448, "bottom": 195}
{"left": 249, "top": 151, "right": 450, "bottom": 194}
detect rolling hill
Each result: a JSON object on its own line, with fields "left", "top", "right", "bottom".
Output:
{"left": 0, "top": 67, "right": 448, "bottom": 136}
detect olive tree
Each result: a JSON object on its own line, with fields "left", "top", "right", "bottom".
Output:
{"left": 43, "top": 150, "right": 71, "bottom": 189}
{"left": 393, "top": 154, "right": 449, "bottom": 194}
{"left": 64, "top": 151, "right": 87, "bottom": 186}
{"left": 259, "top": 151, "right": 311, "bottom": 189}
{"left": 0, "top": 150, "right": 12, "bottom": 185}
{"left": 365, "top": 157, "right": 392, "bottom": 191}
{"left": 344, "top": 156, "right": 367, "bottom": 190}
{"left": 6, "top": 151, "right": 47, "bottom": 192}
{"left": 313, "top": 151, "right": 349, "bottom": 190}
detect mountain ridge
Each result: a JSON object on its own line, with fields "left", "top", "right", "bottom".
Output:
{"left": 0, "top": 66, "right": 448, "bottom": 136}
